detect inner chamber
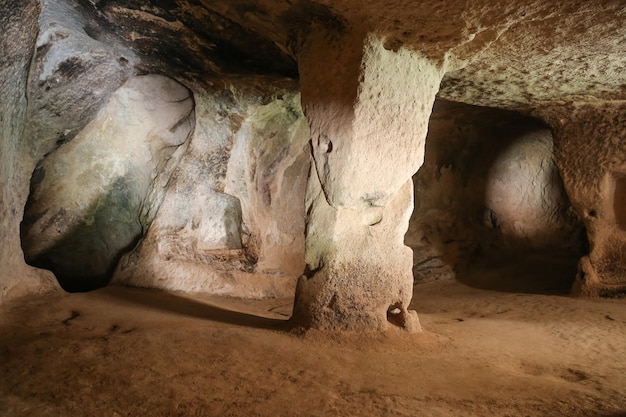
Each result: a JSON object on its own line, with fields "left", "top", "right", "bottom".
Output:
{"left": 405, "top": 100, "right": 587, "bottom": 294}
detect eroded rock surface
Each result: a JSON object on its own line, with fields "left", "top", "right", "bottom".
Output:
{"left": 546, "top": 103, "right": 626, "bottom": 297}
{"left": 291, "top": 31, "right": 446, "bottom": 331}
{"left": 21, "top": 75, "right": 194, "bottom": 291}
{"left": 113, "top": 83, "right": 309, "bottom": 299}
{"left": 406, "top": 101, "right": 585, "bottom": 284}
{"left": 1, "top": 0, "right": 625, "bottom": 331}
{"left": 26, "top": 0, "right": 138, "bottom": 158}
{"left": 294, "top": 173, "right": 420, "bottom": 331}
{"left": 0, "top": 0, "right": 57, "bottom": 303}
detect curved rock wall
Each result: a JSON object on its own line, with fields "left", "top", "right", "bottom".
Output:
{"left": 113, "top": 83, "right": 309, "bottom": 299}
{"left": 406, "top": 101, "right": 585, "bottom": 283}
{"left": 546, "top": 103, "right": 626, "bottom": 297}
{"left": 21, "top": 75, "right": 195, "bottom": 291}
{"left": 0, "top": 0, "right": 57, "bottom": 304}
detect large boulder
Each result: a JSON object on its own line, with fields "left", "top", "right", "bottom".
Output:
{"left": 21, "top": 75, "right": 194, "bottom": 291}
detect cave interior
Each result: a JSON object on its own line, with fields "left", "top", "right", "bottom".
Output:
{"left": 1, "top": 0, "right": 625, "bottom": 415}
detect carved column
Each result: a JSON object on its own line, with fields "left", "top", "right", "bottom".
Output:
{"left": 291, "top": 30, "right": 444, "bottom": 331}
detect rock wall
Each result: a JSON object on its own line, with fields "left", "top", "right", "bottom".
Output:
{"left": 2, "top": 0, "right": 625, "bottom": 324}
{"left": 113, "top": 82, "right": 309, "bottom": 299}
{"left": 0, "top": 0, "right": 57, "bottom": 304}
{"left": 25, "top": 0, "right": 138, "bottom": 159}
{"left": 1, "top": 0, "right": 138, "bottom": 303}
{"left": 21, "top": 75, "right": 195, "bottom": 292}
{"left": 546, "top": 103, "right": 626, "bottom": 297}
{"left": 2, "top": 0, "right": 310, "bottom": 301}
{"left": 406, "top": 101, "right": 585, "bottom": 283}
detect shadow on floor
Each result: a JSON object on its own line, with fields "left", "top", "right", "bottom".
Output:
{"left": 97, "top": 286, "right": 289, "bottom": 330}
{"left": 456, "top": 252, "right": 578, "bottom": 295}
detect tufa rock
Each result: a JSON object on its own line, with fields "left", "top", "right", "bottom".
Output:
{"left": 21, "top": 75, "right": 194, "bottom": 291}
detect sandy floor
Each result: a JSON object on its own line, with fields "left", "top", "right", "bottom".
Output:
{"left": 1, "top": 266, "right": 625, "bottom": 417}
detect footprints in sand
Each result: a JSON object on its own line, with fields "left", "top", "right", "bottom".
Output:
{"left": 56, "top": 309, "right": 137, "bottom": 337}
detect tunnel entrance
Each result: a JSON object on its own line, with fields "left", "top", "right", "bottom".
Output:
{"left": 405, "top": 100, "right": 587, "bottom": 295}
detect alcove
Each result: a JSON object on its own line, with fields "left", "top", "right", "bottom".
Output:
{"left": 405, "top": 100, "right": 587, "bottom": 294}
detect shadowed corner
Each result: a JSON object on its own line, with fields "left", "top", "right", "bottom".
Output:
{"left": 97, "top": 285, "right": 290, "bottom": 331}
{"left": 406, "top": 101, "right": 586, "bottom": 296}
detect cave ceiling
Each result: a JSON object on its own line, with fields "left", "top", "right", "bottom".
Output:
{"left": 72, "top": 0, "right": 626, "bottom": 112}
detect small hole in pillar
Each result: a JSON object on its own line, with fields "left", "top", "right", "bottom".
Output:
{"left": 319, "top": 135, "right": 333, "bottom": 154}
{"left": 588, "top": 210, "right": 597, "bottom": 218}
{"left": 387, "top": 303, "right": 405, "bottom": 327}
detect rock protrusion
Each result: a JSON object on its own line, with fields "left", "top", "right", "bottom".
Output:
{"left": 547, "top": 102, "right": 626, "bottom": 297}
{"left": 21, "top": 75, "right": 194, "bottom": 291}
{"left": 113, "top": 84, "right": 309, "bottom": 299}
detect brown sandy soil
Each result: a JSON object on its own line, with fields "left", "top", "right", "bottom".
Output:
{"left": 1, "top": 268, "right": 625, "bottom": 417}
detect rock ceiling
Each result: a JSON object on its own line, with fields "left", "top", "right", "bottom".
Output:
{"left": 75, "top": 0, "right": 625, "bottom": 111}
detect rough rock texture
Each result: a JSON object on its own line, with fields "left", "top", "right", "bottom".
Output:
{"left": 0, "top": 0, "right": 57, "bottom": 303}
{"left": 71, "top": 0, "right": 299, "bottom": 79}
{"left": 438, "top": 1, "right": 626, "bottom": 110}
{"left": 299, "top": 31, "right": 444, "bottom": 209}
{"left": 292, "top": 31, "right": 444, "bottom": 331}
{"left": 545, "top": 103, "right": 626, "bottom": 298}
{"left": 293, "top": 172, "right": 420, "bottom": 331}
{"left": 225, "top": 91, "right": 310, "bottom": 277}
{"left": 21, "top": 75, "right": 194, "bottom": 291}
{"left": 25, "top": 0, "right": 138, "bottom": 159}
{"left": 1, "top": 0, "right": 625, "bottom": 331}
{"left": 405, "top": 101, "right": 585, "bottom": 283}
{"left": 113, "top": 83, "right": 309, "bottom": 299}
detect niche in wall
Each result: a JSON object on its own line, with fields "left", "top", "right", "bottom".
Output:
{"left": 406, "top": 100, "right": 586, "bottom": 293}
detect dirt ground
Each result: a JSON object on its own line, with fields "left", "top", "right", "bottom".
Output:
{"left": 1, "top": 261, "right": 625, "bottom": 417}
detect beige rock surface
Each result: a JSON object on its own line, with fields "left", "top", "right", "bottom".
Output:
{"left": 21, "top": 75, "right": 194, "bottom": 291}
{"left": 545, "top": 103, "right": 626, "bottom": 297}
{"left": 406, "top": 101, "right": 584, "bottom": 284}
{"left": 299, "top": 31, "right": 444, "bottom": 209}
{"left": 25, "top": 0, "right": 138, "bottom": 158}
{"left": 0, "top": 0, "right": 57, "bottom": 304}
{"left": 114, "top": 82, "right": 308, "bottom": 299}
{"left": 293, "top": 173, "right": 419, "bottom": 331}
{"left": 292, "top": 29, "right": 449, "bottom": 330}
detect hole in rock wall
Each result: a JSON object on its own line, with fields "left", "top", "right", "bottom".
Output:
{"left": 386, "top": 302, "right": 406, "bottom": 328}
{"left": 406, "top": 100, "right": 587, "bottom": 295}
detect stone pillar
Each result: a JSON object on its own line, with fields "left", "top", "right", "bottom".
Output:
{"left": 291, "top": 31, "right": 444, "bottom": 331}
{"left": 547, "top": 103, "right": 626, "bottom": 297}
